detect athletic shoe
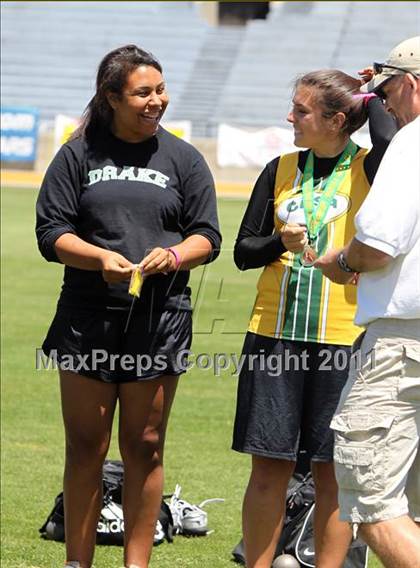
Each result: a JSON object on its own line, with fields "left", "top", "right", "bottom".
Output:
{"left": 154, "top": 519, "right": 166, "bottom": 545}
{"left": 168, "top": 484, "right": 224, "bottom": 536}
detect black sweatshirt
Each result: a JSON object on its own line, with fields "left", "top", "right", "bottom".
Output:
{"left": 36, "top": 127, "right": 222, "bottom": 312}
{"left": 234, "top": 98, "right": 397, "bottom": 271}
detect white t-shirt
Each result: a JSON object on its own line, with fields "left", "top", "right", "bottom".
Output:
{"left": 354, "top": 115, "right": 420, "bottom": 326}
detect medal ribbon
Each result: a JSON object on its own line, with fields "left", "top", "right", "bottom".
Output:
{"left": 301, "top": 140, "right": 358, "bottom": 241}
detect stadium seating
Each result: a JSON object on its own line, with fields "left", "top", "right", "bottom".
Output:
{"left": 213, "top": 1, "right": 420, "bottom": 132}
{"left": 2, "top": 1, "right": 419, "bottom": 137}
{"left": 1, "top": 1, "right": 209, "bottom": 122}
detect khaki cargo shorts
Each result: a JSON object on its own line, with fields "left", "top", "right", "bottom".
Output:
{"left": 331, "top": 319, "right": 420, "bottom": 525}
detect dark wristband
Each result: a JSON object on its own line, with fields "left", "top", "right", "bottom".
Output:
{"left": 337, "top": 251, "right": 358, "bottom": 273}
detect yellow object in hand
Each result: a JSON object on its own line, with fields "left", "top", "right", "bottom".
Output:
{"left": 128, "top": 267, "right": 143, "bottom": 297}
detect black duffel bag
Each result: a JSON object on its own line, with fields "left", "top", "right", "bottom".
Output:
{"left": 39, "top": 460, "right": 174, "bottom": 546}
{"left": 232, "top": 472, "right": 369, "bottom": 568}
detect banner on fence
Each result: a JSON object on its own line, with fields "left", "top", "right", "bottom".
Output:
{"left": 162, "top": 120, "right": 192, "bottom": 143}
{"left": 217, "top": 124, "right": 372, "bottom": 168}
{"left": 217, "top": 124, "right": 298, "bottom": 168}
{"left": 54, "top": 114, "right": 80, "bottom": 153}
{"left": 1, "top": 107, "right": 39, "bottom": 162}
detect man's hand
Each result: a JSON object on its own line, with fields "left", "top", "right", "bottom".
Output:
{"left": 358, "top": 66, "right": 374, "bottom": 85}
{"left": 314, "top": 249, "right": 356, "bottom": 285}
{"left": 280, "top": 223, "right": 307, "bottom": 253}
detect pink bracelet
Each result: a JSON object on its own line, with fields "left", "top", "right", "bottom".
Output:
{"left": 352, "top": 93, "right": 377, "bottom": 107}
{"left": 166, "top": 247, "right": 181, "bottom": 269}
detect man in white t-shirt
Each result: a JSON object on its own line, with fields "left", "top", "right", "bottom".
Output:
{"left": 315, "top": 36, "right": 420, "bottom": 568}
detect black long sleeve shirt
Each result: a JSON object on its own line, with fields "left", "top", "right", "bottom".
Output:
{"left": 36, "top": 127, "right": 222, "bottom": 312}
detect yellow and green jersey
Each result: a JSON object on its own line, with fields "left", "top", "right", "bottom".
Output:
{"left": 248, "top": 149, "right": 370, "bottom": 346}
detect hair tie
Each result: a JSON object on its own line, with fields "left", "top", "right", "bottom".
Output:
{"left": 352, "top": 93, "right": 377, "bottom": 107}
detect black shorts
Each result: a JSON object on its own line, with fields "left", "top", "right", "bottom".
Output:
{"left": 232, "top": 332, "right": 351, "bottom": 462}
{"left": 42, "top": 306, "right": 192, "bottom": 383}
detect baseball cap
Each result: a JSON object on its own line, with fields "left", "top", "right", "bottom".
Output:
{"left": 361, "top": 36, "right": 420, "bottom": 93}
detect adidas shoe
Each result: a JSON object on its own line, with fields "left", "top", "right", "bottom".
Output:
{"left": 168, "top": 484, "right": 224, "bottom": 536}
{"left": 154, "top": 519, "right": 165, "bottom": 545}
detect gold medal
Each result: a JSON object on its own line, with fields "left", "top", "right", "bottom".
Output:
{"left": 300, "top": 240, "right": 318, "bottom": 267}
{"left": 300, "top": 140, "right": 358, "bottom": 268}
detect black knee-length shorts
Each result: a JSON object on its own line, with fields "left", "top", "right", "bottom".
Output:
{"left": 232, "top": 332, "right": 351, "bottom": 462}
{"left": 42, "top": 305, "right": 192, "bottom": 383}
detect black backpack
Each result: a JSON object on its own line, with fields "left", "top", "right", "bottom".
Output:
{"left": 232, "top": 472, "right": 369, "bottom": 568}
{"left": 39, "top": 460, "right": 174, "bottom": 546}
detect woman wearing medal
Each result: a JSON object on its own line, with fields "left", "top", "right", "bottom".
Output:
{"left": 232, "top": 69, "right": 396, "bottom": 568}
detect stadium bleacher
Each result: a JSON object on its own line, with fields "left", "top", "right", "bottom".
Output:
{"left": 1, "top": 0, "right": 419, "bottom": 138}
{"left": 213, "top": 1, "right": 420, "bottom": 132}
{"left": 1, "top": 1, "right": 209, "bottom": 123}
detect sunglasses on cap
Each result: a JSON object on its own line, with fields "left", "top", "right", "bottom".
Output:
{"left": 373, "top": 62, "right": 419, "bottom": 77}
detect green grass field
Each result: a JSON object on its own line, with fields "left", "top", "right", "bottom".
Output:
{"left": 1, "top": 187, "right": 382, "bottom": 567}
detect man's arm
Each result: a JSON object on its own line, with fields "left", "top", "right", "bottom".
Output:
{"left": 314, "top": 239, "right": 393, "bottom": 284}
{"left": 345, "top": 238, "right": 393, "bottom": 272}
